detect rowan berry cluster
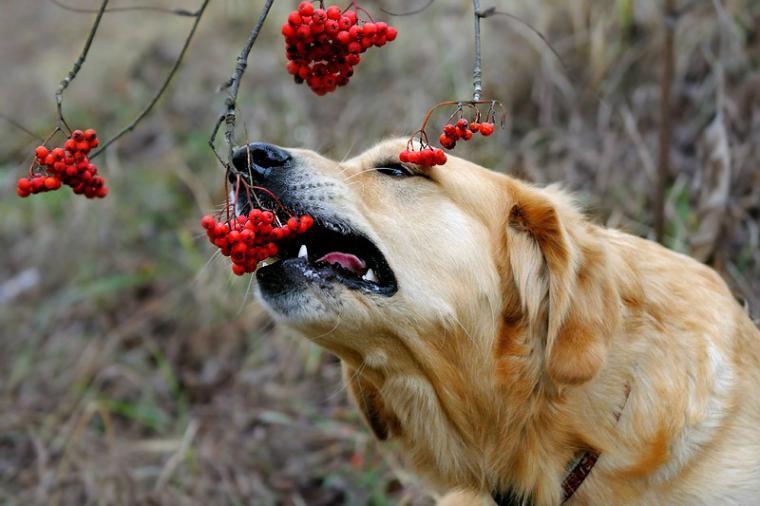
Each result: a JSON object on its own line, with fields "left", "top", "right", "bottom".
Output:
{"left": 16, "top": 129, "right": 108, "bottom": 199}
{"left": 399, "top": 147, "right": 447, "bottom": 166}
{"left": 201, "top": 210, "right": 314, "bottom": 276}
{"left": 283, "top": 1, "right": 397, "bottom": 95}
{"left": 438, "top": 118, "right": 495, "bottom": 150}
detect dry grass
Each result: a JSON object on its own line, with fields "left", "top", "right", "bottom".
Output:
{"left": 1, "top": 0, "right": 758, "bottom": 505}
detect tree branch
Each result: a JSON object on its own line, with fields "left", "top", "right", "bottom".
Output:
{"left": 0, "top": 114, "right": 44, "bottom": 142}
{"left": 55, "top": 0, "right": 110, "bottom": 131}
{"left": 380, "top": 0, "right": 435, "bottom": 16}
{"left": 479, "top": 8, "right": 569, "bottom": 78}
{"left": 209, "top": 0, "right": 276, "bottom": 167}
{"left": 655, "top": 0, "right": 677, "bottom": 243}
{"left": 49, "top": 0, "right": 198, "bottom": 17}
{"left": 90, "top": 0, "right": 211, "bottom": 158}
{"left": 472, "top": 0, "right": 483, "bottom": 101}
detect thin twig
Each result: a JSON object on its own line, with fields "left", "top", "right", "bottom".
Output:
{"left": 209, "top": 0, "right": 276, "bottom": 167}
{"left": 0, "top": 114, "right": 44, "bottom": 142}
{"left": 380, "top": 0, "right": 434, "bottom": 16}
{"left": 90, "top": 0, "right": 210, "bottom": 158}
{"left": 656, "top": 0, "right": 677, "bottom": 243}
{"left": 472, "top": 0, "right": 483, "bottom": 101}
{"left": 480, "top": 9, "right": 569, "bottom": 78}
{"left": 49, "top": 0, "right": 198, "bottom": 16}
{"left": 55, "top": 0, "right": 110, "bottom": 131}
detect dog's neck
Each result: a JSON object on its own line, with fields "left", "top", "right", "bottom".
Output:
{"left": 345, "top": 321, "right": 626, "bottom": 506}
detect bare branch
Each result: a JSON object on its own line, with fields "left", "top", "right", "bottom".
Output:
{"left": 380, "top": 0, "right": 435, "bottom": 16}
{"left": 655, "top": 0, "right": 677, "bottom": 243}
{"left": 480, "top": 9, "right": 569, "bottom": 78}
{"left": 0, "top": 114, "right": 44, "bottom": 142}
{"left": 55, "top": 0, "right": 110, "bottom": 131}
{"left": 209, "top": 0, "right": 276, "bottom": 167}
{"left": 90, "top": 0, "right": 211, "bottom": 159}
{"left": 49, "top": 0, "right": 198, "bottom": 17}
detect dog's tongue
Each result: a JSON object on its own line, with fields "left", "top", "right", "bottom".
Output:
{"left": 317, "top": 252, "right": 366, "bottom": 275}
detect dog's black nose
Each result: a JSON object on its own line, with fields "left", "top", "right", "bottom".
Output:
{"left": 231, "top": 143, "right": 292, "bottom": 183}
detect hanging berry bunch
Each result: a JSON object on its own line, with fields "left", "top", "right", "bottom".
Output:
{"left": 201, "top": 211, "right": 314, "bottom": 276}
{"left": 16, "top": 129, "right": 109, "bottom": 199}
{"left": 282, "top": 1, "right": 398, "bottom": 95}
{"left": 201, "top": 175, "right": 315, "bottom": 276}
{"left": 399, "top": 131, "right": 448, "bottom": 167}
{"left": 400, "top": 100, "right": 503, "bottom": 167}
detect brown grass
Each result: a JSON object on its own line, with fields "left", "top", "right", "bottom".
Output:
{"left": 1, "top": 0, "right": 758, "bottom": 504}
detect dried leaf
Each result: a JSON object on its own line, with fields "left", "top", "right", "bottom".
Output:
{"left": 689, "top": 113, "right": 732, "bottom": 261}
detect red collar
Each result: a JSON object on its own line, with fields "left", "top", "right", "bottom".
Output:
{"left": 492, "top": 450, "right": 598, "bottom": 506}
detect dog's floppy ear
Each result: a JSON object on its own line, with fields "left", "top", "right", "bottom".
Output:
{"left": 507, "top": 183, "right": 620, "bottom": 385}
{"left": 343, "top": 364, "right": 399, "bottom": 440}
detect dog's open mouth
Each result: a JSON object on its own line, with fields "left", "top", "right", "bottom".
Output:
{"left": 259, "top": 219, "right": 398, "bottom": 296}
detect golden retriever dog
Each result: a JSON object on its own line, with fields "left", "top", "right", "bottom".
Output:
{"left": 229, "top": 139, "right": 760, "bottom": 505}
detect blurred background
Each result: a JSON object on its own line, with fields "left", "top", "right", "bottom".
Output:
{"left": 1, "top": 0, "right": 758, "bottom": 504}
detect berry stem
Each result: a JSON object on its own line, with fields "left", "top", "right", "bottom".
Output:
{"left": 55, "top": 0, "right": 110, "bottom": 132}
{"left": 249, "top": 186, "right": 294, "bottom": 218}
{"left": 353, "top": 5, "right": 376, "bottom": 23}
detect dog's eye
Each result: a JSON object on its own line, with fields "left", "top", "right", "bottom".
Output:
{"left": 376, "top": 163, "right": 414, "bottom": 178}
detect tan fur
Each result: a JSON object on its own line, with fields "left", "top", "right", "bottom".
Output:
{"left": 256, "top": 138, "right": 760, "bottom": 505}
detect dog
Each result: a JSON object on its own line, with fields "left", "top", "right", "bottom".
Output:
{"left": 229, "top": 138, "right": 760, "bottom": 505}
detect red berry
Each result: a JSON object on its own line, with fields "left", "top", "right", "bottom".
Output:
{"left": 479, "top": 123, "right": 495, "bottom": 136}
{"left": 456, "top": 118, "right": 469, "bottom": 129}
{"left": 338, "top": 16, "right": 352, "bottom": 30}
{"left": 232, "top": 264, "right": 246, "bottom": 276}
{"left": 200, "top": 215, "right": 215, "bottom": 230}
{"left": 325, "top": 19, "right": 339, "bottom": 34}
{"left": 300, "top": 215, "right": 314, "bottom": 231}
{"left": 337, "top": 31, "right": 351, "bottom": 45}
{"left": 282, "top": 23, "right": 296, "bottom": 37}
{"left": 288, "top": 11, "right": 303, "bottom": 26}
{"left": 386, "top": 26, "right": 398, "bottom": 41}
{"left": 298, "top": 1, "right": 314, "bottom": 16}
{"left": 312, "top": 8, "right": 326, "bottom": 23}
{"left": 35, "top": 146, "right": 49, "bottom": 160}
{"left": 326, "top": 5, "right": 341, "bottom": 19}
{"left": 44, "top": 177, "right": 61, "bottom": 190}
{"left": 17, "top": 178, "right": 31, "bottom": 192}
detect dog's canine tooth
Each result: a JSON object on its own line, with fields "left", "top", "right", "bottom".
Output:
{"left": 298, "top": 244, "right": 308, "bottom": 259}
{"left": 363, "top": 269, "right": 377, "bottom": 282}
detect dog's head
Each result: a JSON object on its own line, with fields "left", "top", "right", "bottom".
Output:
{"left": 232, "top": 139, "right": 619, "bottom": 449}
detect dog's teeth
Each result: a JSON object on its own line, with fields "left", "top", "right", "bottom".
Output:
{"left": 298, "top": 244, "right": 308, "bottom": 259}
{"left": 363, "top": 269, "right": 377, "bottom": 283}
